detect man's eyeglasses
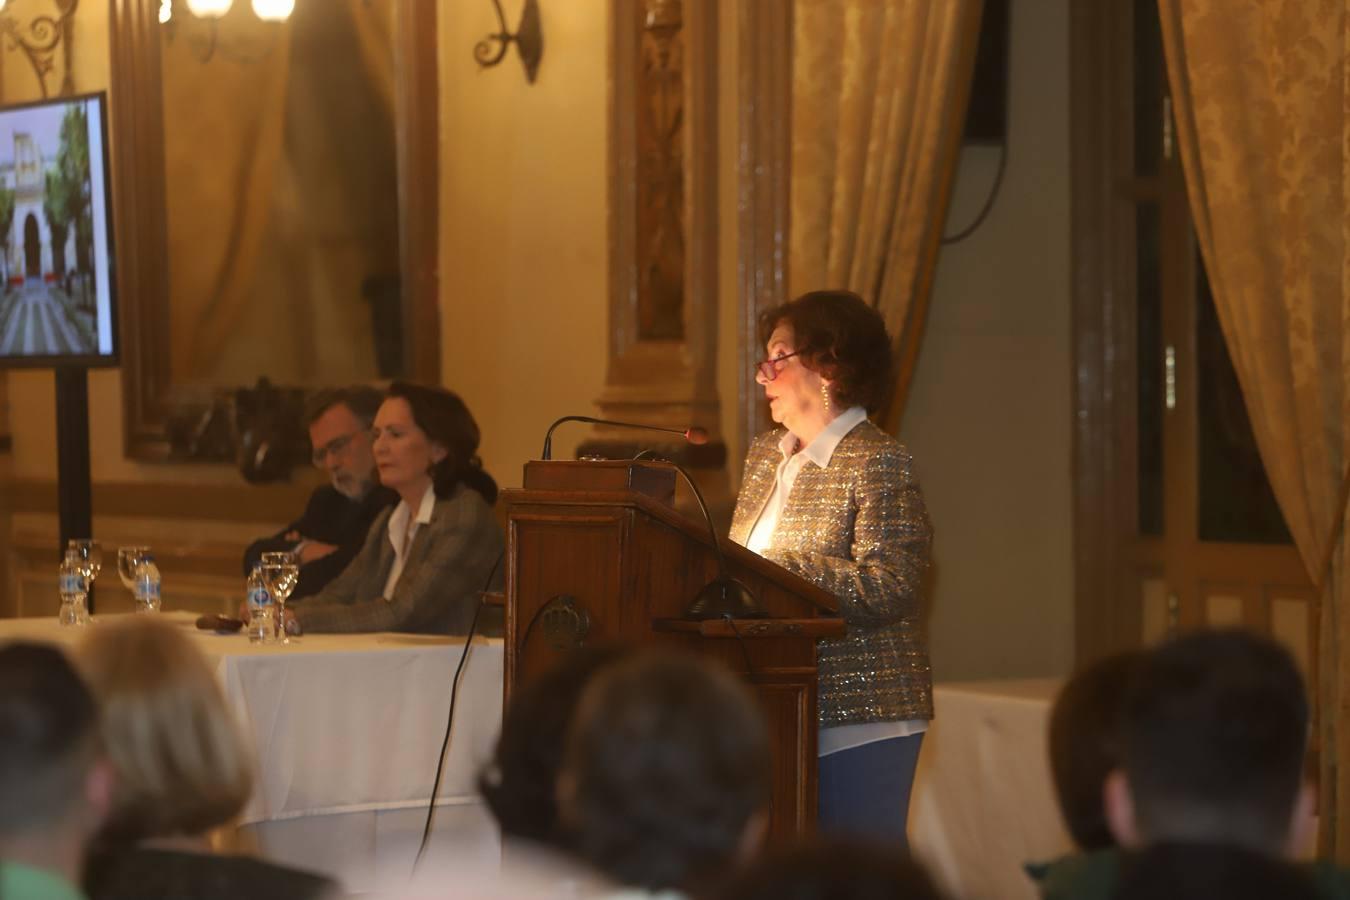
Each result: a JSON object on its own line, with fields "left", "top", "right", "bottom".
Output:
{"left": 312, "top": 431, "right": 365, "bottom": 467}
{"left": 755, "top": 350, "right": 802, "bottom": 382}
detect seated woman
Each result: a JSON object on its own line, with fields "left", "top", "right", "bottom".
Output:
{"left": 287, "top": 381, "right": 504, "bottom": 635}
{"left": 76, "top": 617, "right": 336, "bottom": 900}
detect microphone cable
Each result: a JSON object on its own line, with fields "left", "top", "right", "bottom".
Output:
{"left": 414, "top": 548, "right": 505, "bottom": 872}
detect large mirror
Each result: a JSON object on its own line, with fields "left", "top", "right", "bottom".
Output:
{"left": 109, "top": 0, "right": 439, "bottom": 462}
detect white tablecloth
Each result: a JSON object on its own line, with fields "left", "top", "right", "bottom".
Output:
{"left": 0, "top": 614, "right": 505, "bottom": 894}
{"left": 909, "top": 678, "right": 1073, "bottom": 900}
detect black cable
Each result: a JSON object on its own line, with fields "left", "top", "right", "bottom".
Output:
{"left": 723, "top": 613, "right": 757, "bottom": 683}
{"left": 414, "top": 549, "right": 505, "bottom": 871}
{"left": 940, "top": 139, "right": 1008, "bottom": 245}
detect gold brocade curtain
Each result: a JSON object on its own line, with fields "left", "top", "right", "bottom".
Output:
{"left": 1157, "top": 1, "right": 1350, "bottom": 858}
{"left": 788, "top": 0, "right": 983, "bottom": 431}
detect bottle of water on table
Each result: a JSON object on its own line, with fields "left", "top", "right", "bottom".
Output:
{"left": 246, "top": 564, "right": 274, "bottom": 643}
{"left": 58, "top": 548, "right": 88, "bottom": 627}
{"left": 133, "top": 554, "right": 162, "bottom": 613}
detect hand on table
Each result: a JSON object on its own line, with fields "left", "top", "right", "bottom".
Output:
{"left": 296, "top": 541, "right": 337, "bottom": 565}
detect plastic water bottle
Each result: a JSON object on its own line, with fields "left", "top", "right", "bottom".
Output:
{"left": 133, "top": 554, "right": 162, "bottom": 613}
{"left": 246, "top": 565, "right": 274, "bottom": 644}
{"left": 58, "top": 548, "right": 88, "bottom": 627}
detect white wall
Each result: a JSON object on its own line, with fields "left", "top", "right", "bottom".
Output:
{"left": 900, "top": 0, "right": 1074, "bottom": 680}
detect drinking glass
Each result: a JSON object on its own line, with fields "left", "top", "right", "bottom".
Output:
{"left": 260, "top": 551, "right": 299, "bottom": 644}
{"left": 68, "top": 539, "right": 103, "bottom": 584}
{"left": 117, "top": 546, "right": 150, "bottom": 593}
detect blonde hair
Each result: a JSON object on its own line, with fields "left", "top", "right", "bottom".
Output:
{"left": 76, "top": 617, "right": 254, "bottom": 841}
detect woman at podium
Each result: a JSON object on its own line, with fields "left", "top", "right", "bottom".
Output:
{"left": 729, "top": 289, "right": 933, "bottom": 844}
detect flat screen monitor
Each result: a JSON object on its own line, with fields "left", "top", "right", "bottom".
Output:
{"left": 0, "top": 91, "right": 116, "bottom": 367}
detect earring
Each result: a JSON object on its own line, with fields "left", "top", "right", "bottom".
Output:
{"left": 821, "top": 382, "right": 831, "bottom": 412}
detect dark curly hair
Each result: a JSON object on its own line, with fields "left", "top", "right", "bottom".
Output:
{"left": 559, "top": 650, "right": 771, "bottom": 893}
{"left": 478, "top": 644, "right": 632, "bottom": 846}
{"left": 758, "top": 290, "right": 893, "bottom": 413}
{"left": 385, "top": 382, "right": 497, "bottom": 505}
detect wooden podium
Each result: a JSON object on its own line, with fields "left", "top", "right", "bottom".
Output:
{"left": 501, "top": 460, "right": 844, "bottom": 834}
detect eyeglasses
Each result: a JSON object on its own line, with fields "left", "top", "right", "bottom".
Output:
{"left": 754, "top": 350, "right": 802, "bottom": 382}
{"left": 311, "top": 430, "right": 365, "bottom": 467}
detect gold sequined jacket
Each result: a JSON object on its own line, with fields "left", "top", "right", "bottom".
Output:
{"left": 729, "top": 420, "right": 934, "bottom": 726}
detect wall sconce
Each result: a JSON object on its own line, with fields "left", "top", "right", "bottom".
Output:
{"left": 0, "top": 0, "right": 79, "bottom": 98}
{"left": 475, "top": 0, "right": 542, "bottom": 83}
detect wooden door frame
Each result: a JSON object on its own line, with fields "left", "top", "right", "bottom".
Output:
{"left": 1071, "top": 0, "right": 1135, "bottom": 666}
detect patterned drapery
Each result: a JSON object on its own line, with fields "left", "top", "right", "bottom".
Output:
{"left": 1158, "top": 0, "right": 1350, "bottom": 858}
{"left": 789, "top": 0, "right": 983, "bottom": 430}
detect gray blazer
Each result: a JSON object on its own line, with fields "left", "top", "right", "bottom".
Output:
{"left": 292, "top": 484, "right": 504, "bottom": 635}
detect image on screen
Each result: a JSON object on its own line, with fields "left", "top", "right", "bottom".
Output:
{"left": 0, "top": 92, "right": 115, "bottom": 365}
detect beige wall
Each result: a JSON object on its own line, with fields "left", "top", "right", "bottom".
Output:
{"left": 438, "top": 1, "right": 609, "bottom": 490}
{"left": 900, "top": 0, "right": 1074, "bottom": 680}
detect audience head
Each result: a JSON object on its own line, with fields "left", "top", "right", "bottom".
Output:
{"left": 1104, "top": 628, "right": 1312, "bottom": 856}
{"left": 480, "top": 644, "right": 632, "bottom": 847}
{"left": 1047, "top": 649, "right": 1146, "bottom": 850}
{"left": 706, "top": 839, "right": 949, "bottom": 900}
{"left": 377, "top": 382, "right": 497, "bottom": 505}
{"left": 305, "top": 385, "right": 383, "bottom": 499}
{"left": 1115, "top": 842, "right": 1319, "bottom": 900}
{"left": 76, "top": 617, "right": 254, "bottom": 843}
{"left": 0, "top": 642, "right": 110, "bottom": 857}
{"left": 557, "top": 649, "right": 771, "bottom": 894}
{"left": 756, "top": 289, "right": 893, "bottom": 419}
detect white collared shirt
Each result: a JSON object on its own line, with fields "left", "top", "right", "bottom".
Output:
{"left": 743, "top": 406, "right": 927, "bottom": 755}
{"left": 746, "top": 406, "right": 867, "bottom": 554}
{"left": 382, "top": 484, "right": 436, "bottom": 599}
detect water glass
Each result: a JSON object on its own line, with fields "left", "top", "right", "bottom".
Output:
{"left": 67, "top": 539, "right": 102, "bottom": 583}
{"left": 260, "top": 551, "right": 299, "bottom": 644}
{"left": 118, "top": 546, "right": 150, "bottom": 593}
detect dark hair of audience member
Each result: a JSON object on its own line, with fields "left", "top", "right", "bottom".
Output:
{"left": 1120, "top": 628, "right": 1308, "bottom": 851}
{"left": 385, "top": 381, "right": 498, "bottom": 504}
{"left": 1046, "top": 649, "right": 1146, "bottom": 850}
{"left": 304, "top": 384, "right": 384, "bottom": 429}
{"left": 0, "top": 642, "right": 101, "bottom": 835}
{"left": 702, "top": 839, "right": 949, "bottom": 900}
{"left": 1115, "top": 841, "right": 1319, "bottom": 900}
{"left": 479, "top": 644, "right": 632, "bottom": 846}
{"left": 558, "top": 650, "right": 771, "bottom": 893}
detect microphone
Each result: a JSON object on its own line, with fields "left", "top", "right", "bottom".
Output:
{"left": 540, "top": 415, "right": 709, "bottom": 460}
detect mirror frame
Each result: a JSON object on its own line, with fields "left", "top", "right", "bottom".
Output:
{"left": 108, "top": 0, "right": 441, "bottom": 462}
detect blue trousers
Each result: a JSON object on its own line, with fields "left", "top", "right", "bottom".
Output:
{"left": 817, "top": 733, "right": 925, "bottom": 845}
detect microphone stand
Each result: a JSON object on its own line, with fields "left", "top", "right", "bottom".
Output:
{"left": 633, "top": 451, "right": 763, "bottom": 621}
{"left": 540, "top": 415, "right": 705, "bottom": 460}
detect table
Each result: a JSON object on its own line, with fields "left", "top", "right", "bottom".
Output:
{"left": 909, "top": 678, "right": 1073, "bottom": 900}
{"left": 0, "top": 613, "right": 505, "bottom": 894}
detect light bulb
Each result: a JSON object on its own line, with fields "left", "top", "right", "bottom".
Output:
{"left": 251, "top": 0, "right": 294, "bottom": 21}
{"left": 158, "top": 0, "right": 172, "bottom": 24}
{"left": 185, "top": 0, "right": 233, "bottom": 18}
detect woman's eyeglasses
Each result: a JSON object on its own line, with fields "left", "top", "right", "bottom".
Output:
{"left": 755, "top": 350, "right": 802, "bottom": 382}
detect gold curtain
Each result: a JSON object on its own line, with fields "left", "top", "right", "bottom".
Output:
{"left": 1158, "top": 0, "right": 1350, "bottom": 858}
{"left": 788, "top": 0, "right": 983, "bottom": 431}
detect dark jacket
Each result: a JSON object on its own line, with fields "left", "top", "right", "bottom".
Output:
{"left": 291, "top": 484, "right": 504, "bottom": 635}
{"left": 85, "top": 847, "right": 336, "bottom": 900}
{"left": 243, "top": 484, "right": 397, "bottom": 600}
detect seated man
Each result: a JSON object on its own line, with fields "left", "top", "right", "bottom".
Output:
{"left": 0, "top": 643, "right": 112, "bottom": 900}
{"left": 243, "top": 386, "right": 396, "bottom": 600}
{"left": 1037, "top": 629, "right": 1337, "bottom": 899}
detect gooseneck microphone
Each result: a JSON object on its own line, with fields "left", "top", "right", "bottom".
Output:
{"left": 539, "top": 415, "right": 709, "bottom": 460}
{"left": 657, "top": 458, "right": 764, "bottom": 621}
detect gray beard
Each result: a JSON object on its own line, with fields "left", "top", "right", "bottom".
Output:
{"left": 333, "top": 476, "right": 372, "bottom": 501}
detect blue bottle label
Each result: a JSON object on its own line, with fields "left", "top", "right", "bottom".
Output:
{"left": 60, "top": 573, "right": 82, "bottom": 594}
